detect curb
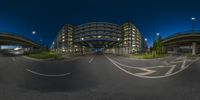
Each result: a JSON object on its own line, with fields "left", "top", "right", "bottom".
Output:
{"left": 22, "top": 56, "right": 78, "bottom": 62}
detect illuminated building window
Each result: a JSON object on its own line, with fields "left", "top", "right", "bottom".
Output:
{"left": 97, "top": 35, "right": 102, "bottom": 38}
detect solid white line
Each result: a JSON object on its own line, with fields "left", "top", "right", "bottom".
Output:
{"left": 26, "top": 68, "right": 71, "bottom": 77}
{"left": 89, "top": 57, "right": 94, "bottom": 63}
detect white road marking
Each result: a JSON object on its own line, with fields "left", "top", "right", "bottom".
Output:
{"left": 105, "top": 55, "right": 200, "bottom": 79}
{"left": 26, "top": 68, "right": 71, "bottom": 77}
{"left": 89, "top": 57, "right": 94, "bottom": 63}
{"left": 181, "top": 58, "right": 187, "bottom": 69}
{"left": 110, "top": 59, "right": 156, "bottom": 75}
{"left": 135, "top": 68, "right": 156, "bottom": 76}
{"left": 110, "top": 57, "right": 176, "bottom": 69}
{"left": 165, "top": 65, "right": 176, "bottom": 75}
{"left": 11, "top": 57, "right": 16, "bottom": 61}
{"left": 22, "top": 56, "right": 79, "bottom": 62}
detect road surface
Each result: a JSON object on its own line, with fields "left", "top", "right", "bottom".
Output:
{"left": 0, "top": 54, "right": 200, "bottom": 100}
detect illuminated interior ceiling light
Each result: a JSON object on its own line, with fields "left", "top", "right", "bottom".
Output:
{"left": 81, "top": 38, "right": 84, "bottom": 40}
{"left": 117, "top": 38, "right": 120, "bottom": 41}
{"left": 97, "top": 35, "right": 102, "bottom": 38}
{"left": 62, "top": 40, "right": 65, "bottom": 42}
{"left": 14, "top": 47, "right": 21, "bottom": 50}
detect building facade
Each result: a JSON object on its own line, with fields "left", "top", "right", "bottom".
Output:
{"left": 51, "top": 24, "right": 83, "bottom": 54}
{"left": 51, "top": 22, "right": 147, "bottom": 55}
{"left": 121, "top": 22, "right": 143, "bottom": 54}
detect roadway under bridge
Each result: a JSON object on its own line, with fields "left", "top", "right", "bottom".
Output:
{"left": 0, "top": 33, "right": 41, "bottom": 54}
{"left": 0, "top": 33, "right": 40, "bottom": 48}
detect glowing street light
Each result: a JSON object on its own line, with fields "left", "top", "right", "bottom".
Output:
{"left": 191, "top": 17, "right": 196, "bottom": 33}
{"left": 191, "top": 17, "right": 196, "bottom": 21}
{"left": 145, "top": 38, "right": 148, "bottom": 41}
{"left": 156, "top": 33, "right": 160, "bottom": 36}
{"left": 32, "top": 30, "right": 36, "bottom": 35}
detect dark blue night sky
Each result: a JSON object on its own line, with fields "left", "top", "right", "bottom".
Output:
{"left": 0, "top": 0, "right": 200, "bottom": 47}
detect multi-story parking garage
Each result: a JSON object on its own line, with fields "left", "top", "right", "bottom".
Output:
{"left": 51, "top": 22, "right": 147, "bottom": 55}
{"left": 162, "top": 32, "right": 200, "bottom": 55}
{"left": 74, "top": 22, "right": 121, "bottom": 48}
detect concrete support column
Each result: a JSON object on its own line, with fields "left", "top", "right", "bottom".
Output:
{"left": 192, "top": 42, "right": 197, "bottom": 55}
{"left": 173, "top": 46, "right": 178, "bottom": 54}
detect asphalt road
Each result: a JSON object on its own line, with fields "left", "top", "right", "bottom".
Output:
{"left": 0, "top": 54, "right": 200, "bottom": 100}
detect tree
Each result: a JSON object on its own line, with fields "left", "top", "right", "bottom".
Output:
{"left": 152, "top": 35, "right": 163, "bottom": 55}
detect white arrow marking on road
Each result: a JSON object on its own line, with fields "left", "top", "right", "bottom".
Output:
{"left": 26, "top": 68, "right": 71, "bottom": 77}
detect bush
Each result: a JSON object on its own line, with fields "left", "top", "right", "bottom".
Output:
{"left": 28, "top": 51, "right": 64, "bottom": 60}
{"left": 130, "top": 53, "right": 166, "bottom": 59}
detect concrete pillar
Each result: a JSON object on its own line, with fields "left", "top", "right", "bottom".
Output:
{"left": 173, "top": 46, "right": 178, "bottom": 54}
{"left": 192, "top": 42, "right": 197, "bottom": 55}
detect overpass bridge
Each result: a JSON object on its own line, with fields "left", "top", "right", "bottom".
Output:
{"left": 162, "top": 31, "right": 200, "bottom": 55}
{"left": 0, "top": 32, "right": 40, "bottom": 48}
{"left": 0, "top": 32, "right": 41, "bottom": 55}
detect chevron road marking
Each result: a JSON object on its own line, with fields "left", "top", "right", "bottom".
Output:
{"left": 105, "top": 55, "right": 199, "bottom": 79}
{"left": 134, "top": 68, "right": 156, "bottom": 76}
{"left": 165, "top": 65, "right": 176, "bottom": 75}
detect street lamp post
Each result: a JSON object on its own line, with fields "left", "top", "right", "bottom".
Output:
{"left": 154, "top": 32, "right": 160, "bottom": 56}
{"left": 144, "top": 38, "right": 148, "bottom": 54}
{"left": 32, "top": 30, "right": 43, "bottom": 45}
{"left": 156, "top": 32, "right": 160, "bottom": 42}
{"left": 191, "top": 17, "right": 196, "bottom": 33}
